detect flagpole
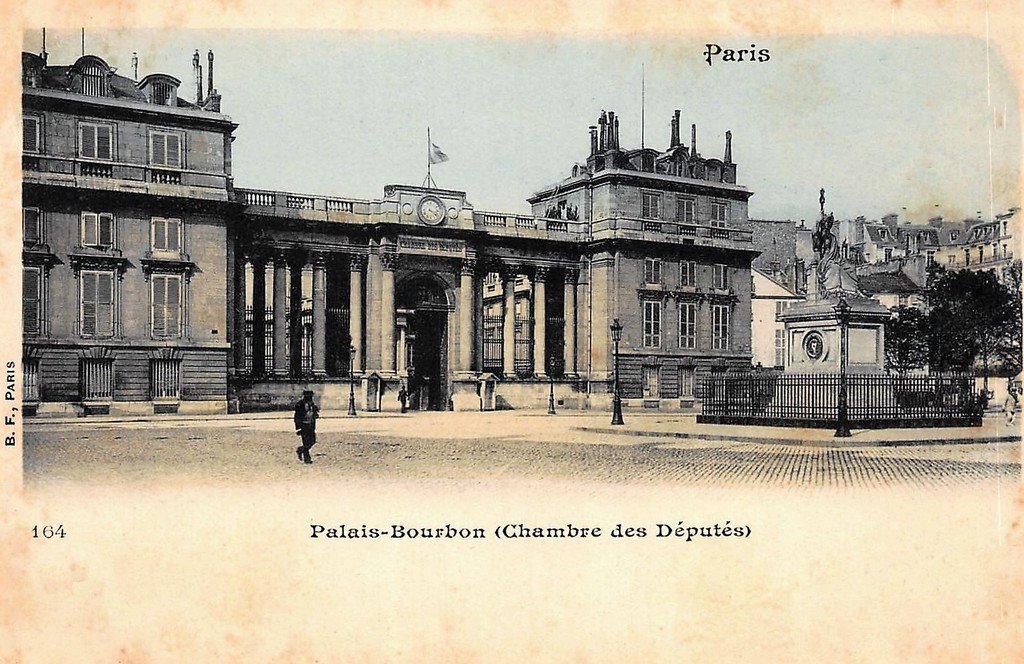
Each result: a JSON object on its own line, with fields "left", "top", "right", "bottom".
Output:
{"left": 427, "top": 127, "right": 431, "bottom": 188}
{"left": 640, "top": 63, "right": 645, "bottom": 150}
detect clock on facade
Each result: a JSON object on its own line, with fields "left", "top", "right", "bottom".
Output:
{"left": 803, "top": 331, "right": 825, "bottom": 361}
{"left": 417, "top": 196, "right": 446, "bottom": 226}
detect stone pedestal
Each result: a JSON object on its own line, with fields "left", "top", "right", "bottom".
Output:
{"left": 779, "top": 295, "right": 890, "bottom": 373}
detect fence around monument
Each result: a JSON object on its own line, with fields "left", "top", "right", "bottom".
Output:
{"left": 698, "top": 372, "right": 983, "bottom": 429}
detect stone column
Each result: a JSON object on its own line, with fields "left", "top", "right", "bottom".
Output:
{"left": 349, "top": 255, "right": 366, "bottom": 373}
{"left": 458, "top": 258, "right": 476, "bottom": 373}
{"left": 272, "top": 251, "right": 289, "bottom": 377}
{"left": 564, "top": 267, "right": 578, "bottom": 376}
{"left": 233, "top": 253, "right": 248, "bottom": 374}
{"left": 250, "top": 255, "right": 267, "bottom": 377}
{"left": 533, "top": 266, "right": 548, "bottom": 376}
{"left": 380, "top": 251, "right": 398, "bottom": 373}
{"left": 502, "top": 265, "right": 517, "bottom": 376}
{"left": 397, "top": 323, "right": 407, "bottom": 374}
{"left": 312, "top": 252, "right": 327, "bottom": 377}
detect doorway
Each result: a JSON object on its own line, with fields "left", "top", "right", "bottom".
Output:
{"left": 397, "top": 274, "right": 451, "bottom": 411}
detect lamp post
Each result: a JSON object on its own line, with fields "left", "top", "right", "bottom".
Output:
{"left": 547, "top": 356, "right": 557, "bottom": 415}
{"left": 347, "top": 344, "right": 357, "bottom": 417}
{"left": 834, "top": 297, "right": 851, "bottom": 437}
{"left": 610, "top": 318, "right": 624, "bottom": 425}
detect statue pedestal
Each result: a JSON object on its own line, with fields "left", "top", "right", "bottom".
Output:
{"left": 779, "top": 295, "right": 890, "bottom": 373}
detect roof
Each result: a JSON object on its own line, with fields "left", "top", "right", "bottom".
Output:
{"left": 857, "top": 271, "right": 922, "bottom": 295}
{"left": 864, "top": 225, "right": 898, "bottom": 246}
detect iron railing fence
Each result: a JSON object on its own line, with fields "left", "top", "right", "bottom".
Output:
{"left": 698, "top": 372, "right": 983, "bottom": 429}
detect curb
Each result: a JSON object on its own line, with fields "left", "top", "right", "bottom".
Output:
{"left": 574, "top": 426, "right": 1022, "bottom": 448}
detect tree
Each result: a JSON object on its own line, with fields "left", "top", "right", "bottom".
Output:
{"left": 884, "top": 306, "right": 928, "bottom": 375}
{"left": 925, "top": 264, "right": 1022, "bottom": 388}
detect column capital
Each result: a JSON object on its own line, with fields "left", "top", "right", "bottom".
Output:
{"left": 273, "top": 250, "right": 290, "bottom": 268}
{"left": 349, "top": 253, "right": 368, "bottom": 271}
{"left": 460, "top": 258, "right": 477, "bottom": 276}
{"left": 380, "top": 251, "right": 400, "bottom": 271}
{"left": 533, "top": 265, "right": 550, "bottom": 282}
{"left": 311, "top": 251, "right": 328, "bottom": 269}
{"left": 564, "top": 266, "right": 580, "bottom": 284}
{"left": 499, "top": 263, "right": 520, "bottom": 282}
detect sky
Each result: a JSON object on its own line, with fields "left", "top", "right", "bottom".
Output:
{"left": 23, "top": 28, "right": 1021, "bottom": 223}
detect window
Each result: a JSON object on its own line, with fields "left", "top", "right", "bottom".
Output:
{"left": 80, "top": 270, "right": 115, "bottom": 337}
{"left": 964, "top": 249, "right": 971, "bottom": 266}
{"left": 711, "top": 304, "right": 730, "bottom": 350}
{"left": 774, "top": 328, "right": 786, "bottom": 367}
{"left": 151, "top": 359, "right": 182, "bottom": 400}
{"left": 79, "top": 123, "right": 113, "bottom": 160}
{"left": 926, "top": 251, "right": 935, "bottom": 265}
{"left": 676, "top": 196, "right": 695, "bottom": 224}
{"left": 713, "top": 264, "right": 730, "bottom": 290}
{"left": 151, "top": 217, "right": 182, "bottom": 253}
{"left": 81, "top": 63, "right": 108, "bottom": 97}
{"left": 641, "top": 192, "right": 661, "bottom": 219}
{"left": 149, "top": 130, "right": 182, "bottom": 168}
{"left": 23, "top": 267, "right": 42, "bottom": 335}
{"left": 679, "top": 302, "right": 697, "bottom": 349}
{"left": 950, "top": 231, "right": 959, "bottom": 242}
{"left": 151, "top": 275, "right": 183, "bottom": 338}
{"left": 710, "top": 201, "right": 728, "bottom": 227}
{"left": 23, "top": 360, "right": 40, "bottom": 403}
{"left": 884, "top": 248, "right": 892, "bottom": 262}
{"left": 81, "top": 212, "right": 115, "bottom": 249}
{"left": 643, "top": 300, "right": 661, "bottom": 347}
{"left": 678, "top": 367, "right": 695, "bottom": 398}
{"left": 80, "top": 359, "right": 114, "bottom": 401}
{"left": 23, "top": 208, "right": 41, "bottom": 245}
{"left": 1003, "top": 244, "right": 1009, "bottom": 259}
{"left": 642, "top": 366, "right": 660, "bottom": 398}
{"left": 978, "top": 247, "right": 984, "bottom": 263}
{"left": 775, "top": 301, "right": 790, "bottom": 318}
{"left": 23, "top": 116, "right": 40, "bottom": 153}
{"left": 947, "top": 255, "right": 956, "bottom": 266}
{"left": 679, "top": 260, "right": 696, "bottom": 287}
{"left": 644, "top": 258, "right": 662, "bottom": 285}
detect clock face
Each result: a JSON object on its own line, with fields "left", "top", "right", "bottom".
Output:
{"left": 803, "top": 331, "right": 825, "bottom": 361}
{"left": 417, "top": 196, "right": 446, "bottom": 226}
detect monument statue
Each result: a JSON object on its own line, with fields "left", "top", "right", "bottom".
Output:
{"left": 811, "top": 188, "right": 859, "bottom": 297}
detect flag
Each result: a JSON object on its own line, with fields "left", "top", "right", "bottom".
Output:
{"left": 428, "top": 142, "right": 449, "bottom": 165}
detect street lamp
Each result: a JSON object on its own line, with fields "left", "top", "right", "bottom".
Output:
{"left": 547, "top": 356, "right": 557, "bottom": 415}
{"left": 834, "top": 297, "right": 851, "bottom": 437}
{"left": 347, "top": 344, "right": 357, "bottom": 417}
{"left": 610, "top": 318, "right": 624, "bottom": 425}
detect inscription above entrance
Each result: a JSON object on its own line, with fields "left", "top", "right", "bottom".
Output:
{"left": 397, "top": 235, "right": 466, "bottom": 258}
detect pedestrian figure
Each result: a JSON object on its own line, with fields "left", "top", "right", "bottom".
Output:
{"left": 294, "top": 389, "right": 320, "bottom": 464}
{"left": 398, "top": 383, "right": 408, "bottom": 413}
{"left": 1004, "top": 380, "right": 1020, "bottom": 425}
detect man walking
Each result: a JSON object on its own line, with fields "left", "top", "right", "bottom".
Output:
{"left": 294, "top": 390, "right": 320, "bottom": 464}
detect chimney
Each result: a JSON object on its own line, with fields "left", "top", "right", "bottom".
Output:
{"left": 724, "top": 130, "right": 732, "bottom": 163}
{"left": 690, "top": 124, "right": 697, "bottom": 155}
{"left": 207, "top": 50, "right": 214, "bottom": 99}
{"left": 671, "top": 110, "right": 680, "bottom": 147}
{"left": 607, "top": 111, "right": 616, "bottom": 149}
{"left": 614, "top": 116, "right": 620, "bottom": 150}
{"left": 40, "top": 28, "right": 47, "bottom": 65}
{"left": 598, "top": 111, "right": 607, "bottom": 151}
{"left": 589, "top": 125, "right": 598, "bottom": 156}
{"left": 131, "top": 51, "right": 138, "bottom": 81}
{"left": 193, "top": 50, "right": 203, "bottom": 104}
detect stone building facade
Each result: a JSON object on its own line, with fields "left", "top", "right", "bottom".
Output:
{"left": 23, "top": 48, "right": 758, "bottom": 415}
{"left": 21, "top": 50, "right": 235, "bottom": 416}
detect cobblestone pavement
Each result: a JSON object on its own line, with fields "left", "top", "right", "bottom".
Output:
{"left": 23, "top": 412, "right": 1020, "bottom": 489}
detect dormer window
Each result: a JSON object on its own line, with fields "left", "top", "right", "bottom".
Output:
{"left": 73, "top": 56, "right": 113, "bottom": 97}
{"left": 138, "top": 74, "right": 181, "bottom": 107}
{"left": 950, "top": 230, "right": 959, "bottom": 241}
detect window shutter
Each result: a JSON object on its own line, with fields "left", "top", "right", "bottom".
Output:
{"left": 82, "top": 213, "right": 98, "bottom": 246}
{"left": 152, "top": 133, "right": 166, "bottom": 166}
{"left": 167, "top": 219, "right": 181, "bottom": 252}
{"left": 96, "top": 126, "right": 112, "bottom": 160}
{"left": 99, "top": 214, "right": 114, "bottom": 247}
{"left": 23, "top": 269, "right": 40, "bottom": 334}
{"left": 152, "top": 276, "right": 167, "bottom": 335}
{"left": 166, "top": 134, "right": 181, "bottom": 168}
{"left": 23, "top": 209, "right": 40, "bottom": 245}
{"left": 23, "top": 117, "right": 39, "bottom": 153}
{"left": 152, "top": 218, "right": 166, "bottom": 250}
{"left": 81, "top": 125, "right": 96, "bottom": 158}
{"left": 82, "top": 272, "right": 97, "bottom": 335}
{"left": 96, "top": 273, "right": 114, "bottom": 336}
{"left": 166, "top": 276, "right": 181, "bottom": 335}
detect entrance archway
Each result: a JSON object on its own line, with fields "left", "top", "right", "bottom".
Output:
{"left": 396, "top": 273, "right": 452, "bottom": 411}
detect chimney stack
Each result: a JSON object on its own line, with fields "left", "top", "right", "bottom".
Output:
{"left": 607, "top": 111, "right": 616, "bottom": 149}
{"left": 724, "top": 130, "right": 732, "bottom": 163}
{"left": 131, "top": 52, "right": 138, "bottom": 81}
{"left": 193, "top": 49, "right": 203, "bottom": 104}
{"left": 41, "top": 28, "right": 47, "bottom": 65}
{"left": 589, "top": 125, "right": 598, "bottom": 156}
{"left": 671, "top": 110, "right": 680, "bottom": 148}
{"left": 207, "top": 50, "right": 215, "bottom": 99}
{"left": 598, "top": 111, "right": 607, "bottom": 151}
{"left": 690, "top": 123, "right": 697, "bottom": 156}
